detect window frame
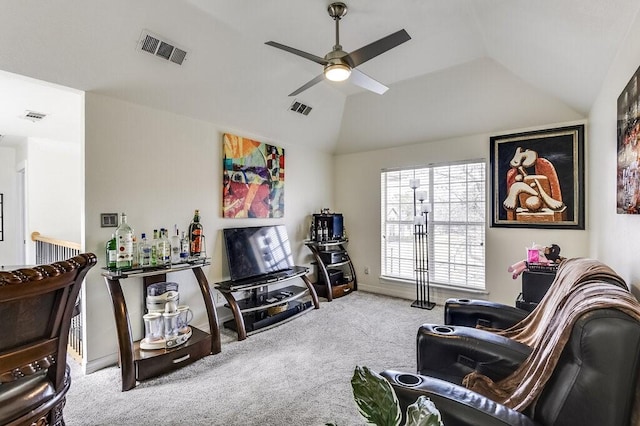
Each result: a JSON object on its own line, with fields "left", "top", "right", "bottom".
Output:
{"left": 380, "top": 159, "right": 486, "bottom": 290}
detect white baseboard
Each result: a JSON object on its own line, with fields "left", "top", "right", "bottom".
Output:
{"left": 359, "top": 278, "right": 488, "bottom": 306}
{"left": 84, "top": 353, "right": 119, "bottom": 375}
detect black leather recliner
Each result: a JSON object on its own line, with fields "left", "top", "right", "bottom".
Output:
{"left": 416, "top": 298, "right": 531, "bottom": 382}
{"left": 385, "top": 307, "right": 640, "bottom": 426}
{"left": 444, "top": 297, "right": 529, "bottom": 329}
{"left": 418, "top": 264, "right": 631, "bottom": 383}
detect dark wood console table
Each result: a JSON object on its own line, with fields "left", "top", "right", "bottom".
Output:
{"left": 103, "top": 261, "right": 221, "bottom": 391}
{"left": 215, "top": 266, "right": 319, "bottom": 341}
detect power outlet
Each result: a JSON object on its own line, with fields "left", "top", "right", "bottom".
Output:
{"left": 364, "top": 266, "right": 370, "bottom": 275}
{"left": 215, "top": 291, "right": 224, "bottom": 305}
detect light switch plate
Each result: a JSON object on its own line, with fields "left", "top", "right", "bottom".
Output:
{"left": 100, "top": 213, "right": 118, "bottom": 228}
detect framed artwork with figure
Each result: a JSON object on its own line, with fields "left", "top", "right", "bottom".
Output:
{"left": 490, "top": 125, "right": 585, "bottom": 229}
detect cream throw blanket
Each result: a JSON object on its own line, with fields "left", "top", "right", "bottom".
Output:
{"left": 462, "top": 258, "right": 640, "bottom": 424}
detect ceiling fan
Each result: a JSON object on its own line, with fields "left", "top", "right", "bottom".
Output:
{"left": 265, "top": 2, "right": 411, "bottom": 97}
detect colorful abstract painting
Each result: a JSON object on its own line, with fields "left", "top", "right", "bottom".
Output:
{"left": 617, "top": 65, "right": 640, "bottom": 214}
{"left": 222, "top": 133, "right": 285, "bottom": 218}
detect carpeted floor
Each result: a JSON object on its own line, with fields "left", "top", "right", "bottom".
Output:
{"left": 65, "top": 291, "right": 443, "bottom": 425}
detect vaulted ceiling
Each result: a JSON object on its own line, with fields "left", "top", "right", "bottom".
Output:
{"left": 0, "top": 1, "right": 638, "bottom": 153}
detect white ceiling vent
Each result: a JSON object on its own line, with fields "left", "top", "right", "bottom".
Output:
{"left": 289, "top": 100, "right": 312, "bottom": 116}
{"left": 137, "top": 30, "right": 188, "bottom": 65}
{"left": 22, "top": 111, "right": 47, "bottom": 122}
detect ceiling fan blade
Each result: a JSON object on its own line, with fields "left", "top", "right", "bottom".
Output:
{"left": 343, "top": 29, "right": 411, "bottom": 68}
{"left": 265, "top": 41, "right": 328, "bottom": 66}
{"left": 349, "top": 68, "right": 388, "bottom": 95}
{"left": 289, "top": 74, "right": 326, "bottom": 97}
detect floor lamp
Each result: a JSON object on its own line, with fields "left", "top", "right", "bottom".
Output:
{"left": 409, "top": 180, "right": 435, "bottom": 310}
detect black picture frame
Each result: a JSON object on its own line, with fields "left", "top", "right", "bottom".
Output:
{"left": 490, "top": 125, "right": 585, "bottom": 229}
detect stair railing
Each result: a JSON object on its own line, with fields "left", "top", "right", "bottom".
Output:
{"left": 31, "top": 232, "right": 83, "bottom": 360}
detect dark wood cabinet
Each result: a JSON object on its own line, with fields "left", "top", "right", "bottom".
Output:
{"left": 102, "top": 261, "right": 221, "bottom": 391}
{"left": 305, "top": 240, "right": 357, "bottom": 301}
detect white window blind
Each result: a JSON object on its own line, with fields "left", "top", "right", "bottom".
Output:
{"left": 380, "top": 161, "right": 486, "bottom": 289}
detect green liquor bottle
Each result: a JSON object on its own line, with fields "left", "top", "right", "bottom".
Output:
{"left": 106, "top": 233, "right": 116, "bottom": 269}
{"left": 150, "top": 229, "right": 159, "bottom": 266}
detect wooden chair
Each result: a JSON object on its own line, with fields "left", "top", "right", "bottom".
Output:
{"left": 0, "top": 253, "right": 96, "bottom": 426}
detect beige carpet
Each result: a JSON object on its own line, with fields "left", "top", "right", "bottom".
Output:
{"left": 65, "top": 291, "right": 443, "bottom": 425}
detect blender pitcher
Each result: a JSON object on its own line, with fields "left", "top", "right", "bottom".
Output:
{"left": 143, "top": 312, "right": 164, "bottom": 342}
{"left": 177, "top": 305, "right": 194, "bottom": 333}
{"left": 163, "top": 301, "right": 179, "bottom": 340}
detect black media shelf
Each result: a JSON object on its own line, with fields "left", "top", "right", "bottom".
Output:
{"left": 223, "top": 300, "right": 313, "bottom": 333}
{"left": 215, "top": 265, "right": 319, "bottom": 340}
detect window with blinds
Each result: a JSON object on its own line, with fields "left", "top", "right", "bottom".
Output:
{"left": 380, "top": 161, "right": 486, "bottom": 289}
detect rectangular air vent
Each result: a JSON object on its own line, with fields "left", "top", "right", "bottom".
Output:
{"left": 289, "top": 100, "right": 312, "bottom": 116}
{"left": 23, "top": 111, "right": 47, "bottom": 122}
{"left": 137, "top": 30, "right": 188, "bottom": 65}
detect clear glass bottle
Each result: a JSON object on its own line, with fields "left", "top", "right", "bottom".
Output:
{"left": 132, "top": 235, "right": 139, "bottom": 267}
{"left": 179, "top": 231, "right": 189, "bottom": 263}
{"left": 157, "top": 228, "right": 171, "bottom": 265}
{"left": 106, "top": 233, "right": 116, "bottom": 269}
{"left": 151, "top": 229, "right": 159, "bottom": 266}
{"left": 115, "top": 212, "right": 134, "bottom": 269}
{"left": 188, "top": 209, "right": 204, "bottom": 258}
{"left": 309, "top": 220, "right": 316, "bottom": 241}
{"left": 170, "top": 225, "right": 181, "bottom": 264}
{"left": 139, "top": 233, "right": 151, "bottom": 267}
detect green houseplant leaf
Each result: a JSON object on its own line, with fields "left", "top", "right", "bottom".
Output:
{"left": 405, "top": 395, "right": 444, "bottom": 426}
{"left": 351, "top": 366, "right": 402, "bottom": 426}
{"left": 349, "top": 366, "right": 445, "bottom": 426}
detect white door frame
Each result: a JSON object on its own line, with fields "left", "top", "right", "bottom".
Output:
{"left": 16, "top": 161, "right": 26, "bottom": 265}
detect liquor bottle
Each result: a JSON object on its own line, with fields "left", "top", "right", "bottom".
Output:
{"left": 163, "top": 228, "right": 172, "bottom": 264}
{"left": 179, "top": 231, "right": 189, "bottom": 263}
{"left": 151, "top": 229, "right": 159, "bottom": 266}
{"left": 106, "top": 233, "right": 116, "bottom": 269}
{"left": 309, "top": 220, "right": 316, "bottom": 241}
{"left": 157, "top": 228, "right": 171, "bottom": 265}
{"left": 139, "top": 233, "right": 151, "bottom": 267}
{"left": 188, "top": 209, "right": 204, "bottom": 258}
{"left": 115, "top": 212, "right": 134, "bottom": 269}
{"left": 132, "top": 235, "right": 139, "bottom": 267}
{"left": 170, "top": 225, "right": 181, "bottom": 264}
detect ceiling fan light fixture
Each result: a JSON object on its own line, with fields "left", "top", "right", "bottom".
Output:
{"left": 324, "top": 63, "right": 351, "bottom": 81}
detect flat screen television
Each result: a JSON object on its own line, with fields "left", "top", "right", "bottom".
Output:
{"left": 223, "top": 225, "right": 295, "bottom": 282}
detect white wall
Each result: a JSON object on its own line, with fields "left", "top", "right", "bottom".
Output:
{"left": 0, "top": 147, "right": 18, "bottom": 265}
{"left": 335, "top": 126, "right": 590, "bottom": 306}
{"left": 588, "top": 10, "right": 640, "bottom": 297}
{"left": 83, "top": 93, "right": 334, "bottom": 372}
{"left": 24, "top": 137, "right": 81, "bottom": 263}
